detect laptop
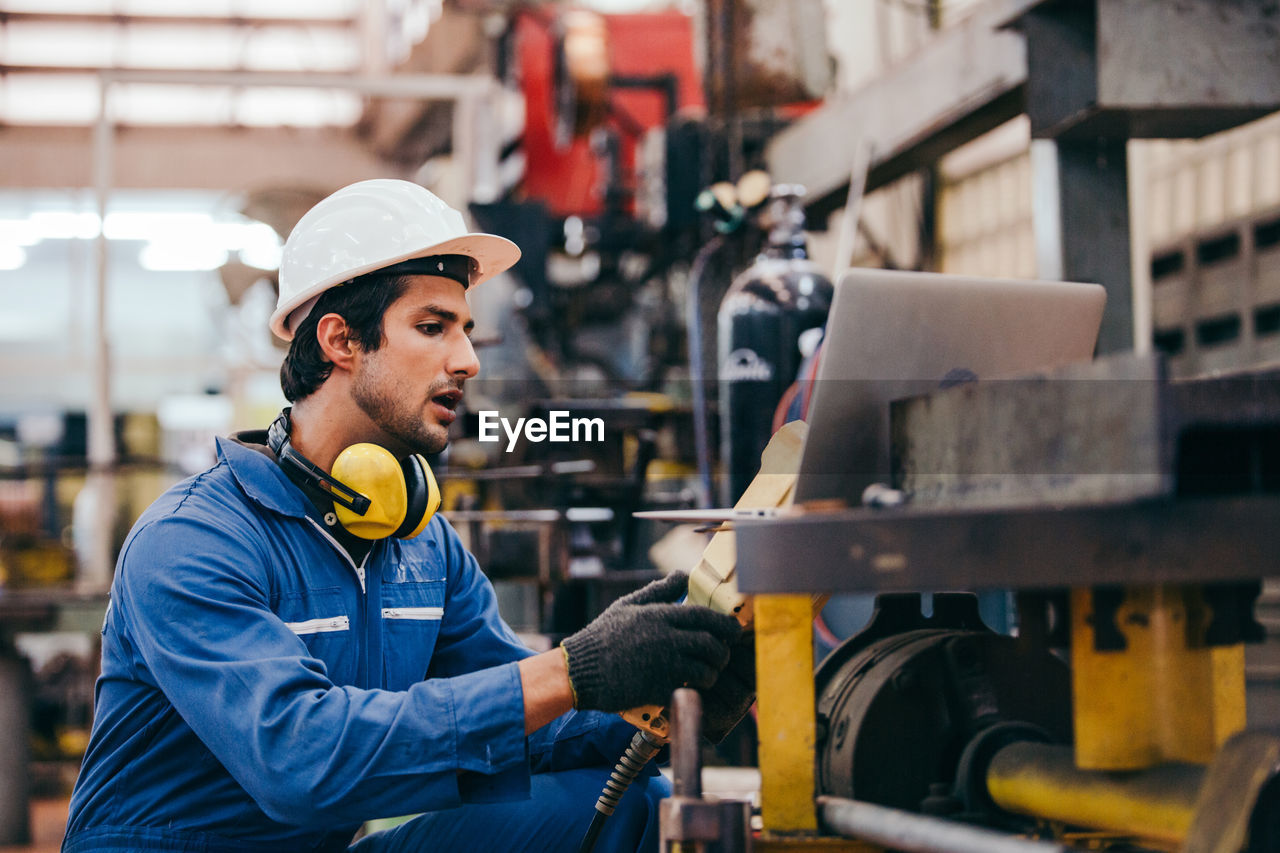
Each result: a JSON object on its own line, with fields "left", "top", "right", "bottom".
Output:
{"left": 795, "top": 268, "right": 1106, "bottom": 506}
{"left": 637, "top": 268, "right": 1106, "bottom": 521}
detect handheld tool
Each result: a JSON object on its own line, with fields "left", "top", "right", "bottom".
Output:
{"left": 578, "top": 422, "right": 813, "bottom": 853}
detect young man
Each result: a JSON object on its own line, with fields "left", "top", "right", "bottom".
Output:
{"left": 63, "top": 180, "right": 749, "bottom": 852}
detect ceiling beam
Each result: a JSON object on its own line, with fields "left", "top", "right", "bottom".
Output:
{"left": 0, "top": 124, "right": 406, "bottom": 192}
{"left": 356, "top": 7, "right": 491, "bottom": 162}
{"left": 766, "top": 0, "right": 1031, "bottom": 227}
{"left": 0, "top": 11, "right": 354, "bottom": 27}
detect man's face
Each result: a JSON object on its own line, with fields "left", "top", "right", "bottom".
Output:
{"left": 350, "top": 275, "right": 479, "bottom": 456}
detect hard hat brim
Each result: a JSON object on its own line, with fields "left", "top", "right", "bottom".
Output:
{"left": 269, "top": 231, "right": 521, "bottom": 342}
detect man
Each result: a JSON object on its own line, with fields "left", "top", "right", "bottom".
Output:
{"left": 63, "top": 180, "right": 750, "bottom": 852}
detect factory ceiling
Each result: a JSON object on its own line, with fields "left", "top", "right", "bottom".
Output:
{"left": 0, "top": 0, "right": 498, "bottom": 191}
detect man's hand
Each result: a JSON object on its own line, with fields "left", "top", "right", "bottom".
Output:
{"left": 700, "top": 630, "right": 756, "bottom": 743}
{"left": 561, "top": 572, "right": 742, "bottom": 713}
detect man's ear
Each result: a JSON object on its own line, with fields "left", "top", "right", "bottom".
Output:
{"left": 315, "top": 313, "right": 357, "bottom": 371}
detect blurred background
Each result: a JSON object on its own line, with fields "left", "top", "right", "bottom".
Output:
{"left": 2, "top": 0, "right": 1280, "bottom": 847}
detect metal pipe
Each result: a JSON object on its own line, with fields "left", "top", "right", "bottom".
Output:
{"left": 817, "top": 796, "right": 1069, "bottom": 853}
{"left": 90, "top": 77, "right": 113, "bottom": 475}
{"left": 670, "top": 688, "right": 703, "bottom": 798}
{"left": 986, "top": 741, "right": 1203, "bottom": 844}
{"left": 81, "top": 74, "right": 117, "bottom": 594}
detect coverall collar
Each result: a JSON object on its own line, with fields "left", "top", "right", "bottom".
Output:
{"left": 215, "top": 435, "right": 313, "bottom": 520}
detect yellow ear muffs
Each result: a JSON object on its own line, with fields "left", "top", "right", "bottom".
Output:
{"left": 396, "top": 454, "right": 441, "bottom": 540}
{"left": 331, "top": 444, "right": 440, "bottom": 540}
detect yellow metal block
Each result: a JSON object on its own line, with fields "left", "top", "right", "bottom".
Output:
{"left": 1071, "top": 585, "right": 1246, "bottom": 770}
{"left": 756, "top": 593, "right": 818, "bottom": 834}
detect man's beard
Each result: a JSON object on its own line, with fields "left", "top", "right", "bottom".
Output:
{"left": 351, "top": 365, "right": 455, "bottom": 457}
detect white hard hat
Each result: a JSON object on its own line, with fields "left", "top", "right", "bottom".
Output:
{"left": 270, "top": 179, "right": 521, "bottom": 341}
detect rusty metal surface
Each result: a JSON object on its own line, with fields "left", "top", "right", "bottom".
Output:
{"left": 659, "top": 687, "right": 754, "bottom": 851}
{"left": 706, "top": 0, "right": 832, "bottom": 110}
{"left": 890, "top": 353, "right": 1280, "bottom": 510}
{"left": 734, "top": 494, "right": 1280, "bottom": 594}
{"left": 891, "top": 353, "right": 1170, "bottom": 509}
{"left": 1010, "top": 0, "right": 1280, "bottom": 139}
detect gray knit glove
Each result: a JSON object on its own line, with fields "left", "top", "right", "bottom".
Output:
{"left": 700, "top": 630, "right": 756, "bottom": 743}
{"left": 561, "top": 572, "right": 742, "bottom": 713}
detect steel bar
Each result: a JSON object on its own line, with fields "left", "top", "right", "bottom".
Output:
{"left": 734, "top": 495, "right": 1280, "bottom": 594}
{"left": 817, "top": 796, "right": 1068, "bottom": 853}
{"left": 1046, "top": 137, "right": 1134, "bottom": 353}
{"left": 986, "top": 742, "right": 1202, "bottom": 844}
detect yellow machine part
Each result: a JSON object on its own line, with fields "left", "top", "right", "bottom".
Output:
{"left": 987, "top": 741, "right": 1202, "bottom": 845}
{"left": 756, "top": 593, "right": 820, "bottom": 835}
{"left": 1070, "top": 585, "right": 1246, "bottom": 770}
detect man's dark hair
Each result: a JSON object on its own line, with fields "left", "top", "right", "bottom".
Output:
{"left": 279, "top": 273, "right": 411, "bottom": 402}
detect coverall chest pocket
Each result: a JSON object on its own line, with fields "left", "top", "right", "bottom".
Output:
{"left": 381, "top": 580, "right": 445, "bottom": 690}
{"left": 274, "top": 587, "right": 357, "bottom": 686}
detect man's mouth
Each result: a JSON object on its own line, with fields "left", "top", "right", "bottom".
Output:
{"left": 431, "top": 389, "right": 463, "bottom": 413}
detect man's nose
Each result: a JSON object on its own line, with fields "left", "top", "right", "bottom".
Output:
{"left": 449, "top": 334, "right": 480, "bottom": 379}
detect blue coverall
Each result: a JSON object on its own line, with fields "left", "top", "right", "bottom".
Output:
{"left": 63, "top": 437, "right": 667, "bottom": 852}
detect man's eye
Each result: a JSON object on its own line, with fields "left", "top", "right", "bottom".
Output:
{"left": 418, "top": 322, "right": 443, "bottom": 335}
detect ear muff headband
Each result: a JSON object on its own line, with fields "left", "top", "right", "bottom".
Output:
{"left": 267, "top": 409, "right": 438, "bottom": 540}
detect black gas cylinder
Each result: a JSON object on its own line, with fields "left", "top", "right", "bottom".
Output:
{"left": 717, "top": 186, "right": 832, "bottom": 505}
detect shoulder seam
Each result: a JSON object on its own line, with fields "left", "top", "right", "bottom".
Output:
{"left": 172, "top": 459, "right": 227, "bottom": 514}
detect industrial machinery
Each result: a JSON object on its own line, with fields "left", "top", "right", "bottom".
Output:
{"left": 660, "top": 351, "right": 1280, "bottom": 852}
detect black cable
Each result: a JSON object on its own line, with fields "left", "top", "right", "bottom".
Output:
{"left": 578, "top": 811, "right": 607, "bottom": 853}
{"left": 578, "top": 728, "right": 667, "bottom": 853}
{"left": 686, "top": 233, "right": 727, "bottom": 508}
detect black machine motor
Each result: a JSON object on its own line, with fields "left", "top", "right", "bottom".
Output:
{"left": 717, "top": 186, "right": 833, "bottom": 505}
{"left": 814, "top": 593, "right": 1073, "bottom": 827}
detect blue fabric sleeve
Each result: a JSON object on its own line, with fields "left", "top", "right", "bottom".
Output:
{"left": 425, "top": 516, "right": 537, "bottom": 676}
{"left": 112, "top": 514, "right": 529, "bottom": 827}
{"left": 427, "top": 518, "right": 656, "bottom": 779}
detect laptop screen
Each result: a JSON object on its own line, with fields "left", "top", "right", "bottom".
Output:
{"left": 792, "top": 269, "right": 1106, "bottom": 507}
